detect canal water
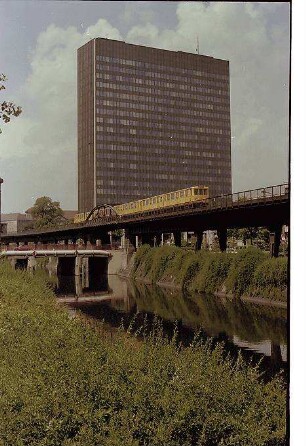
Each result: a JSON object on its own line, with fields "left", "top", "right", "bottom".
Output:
{"left": 46, "top": 270, "right": 287, "bottom": 381}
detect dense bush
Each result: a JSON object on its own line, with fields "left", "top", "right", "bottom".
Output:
{"left": 0, "top": 262, "right": 286, "bottom": 445}
{"left": 192, "top": 252, "right": 233, "bottom": 294}
{"left": 132, "top": 243, "right": 151, "bottom": 274}
{"left": 225, "top": 247, "right": 267, "bottom": 296}
{"left": 148, "top": 245, "right": 178, "bottom": 282}
{"left": 131, "top": 246, "right": 288, "bottom": 301}
{"left": 252, "top": 257, "right": 288, "bottom": 301}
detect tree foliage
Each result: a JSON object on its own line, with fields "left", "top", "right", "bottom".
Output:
{"left": 0, "top": 74, "right": 22, "bottom": 133}
{"left": 27, "top": 196, "right": 64, "bottom": 229}
{"left": 227, "top": 227, "right": 271, "bottom": 249}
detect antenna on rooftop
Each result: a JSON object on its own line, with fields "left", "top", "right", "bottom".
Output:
{"left": 196, "top": 35, "right": 200, "bottom": 54}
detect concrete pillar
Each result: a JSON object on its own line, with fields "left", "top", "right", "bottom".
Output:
{"left": 125, "top": 230, "right": 136, "bottom": 252}
{"left": 194, "top": 231, "right": 203, "bottom": 251}
{"left": 121, "top": 232, "right": 125, "bottom": 249}
{"left": 135, "top": 235, "right": 139, "bottom": 249}
{"left": 9, "top": 258, "right": 17, "bottom": 269}
{"left": 75, "top": 274, "right": 82, "bottom": 297}
{"left": 109, "top": 231, "right": 113, "bottom": 248}
{"left": 183, "top": 232, "right": 188, "bottom": 242}
{"left": 161, "top": 233, "right": 164, "bottom": 246}
{"left": 269, "top": 225, "right": 282, "bottom": 257}
{"left": 75, "top": 256, "right": 82, "bottom": 276}
{"left": 173, "top": 231, "right": 181, "bottom": 247}
{"left": 155, "top": 234, "right": 162, "bottom": 247}
{"left": 202, "top": 232, "right": 209, "bottom": 250}
{"left": 217, "top": 228, "right": 227, "bottom": 252}
{"left": 47, "top": 256, "right": 58, "bottom": 275}
{"left": 82, "top": 257, "right": 89, "bottom": 287}
{"left": 27, "top": 256, "right": 37, "bottom": 272}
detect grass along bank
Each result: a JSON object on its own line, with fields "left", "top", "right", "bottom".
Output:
{"left": 132, "top": 245, "right": 288, "bottom": 302}
{"left": 0, "top": 262, "right": 286, "bottom": 445}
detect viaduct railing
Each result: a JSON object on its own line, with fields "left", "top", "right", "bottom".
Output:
{"left": 81, "top": 183, "right": 289, "bottom": 227}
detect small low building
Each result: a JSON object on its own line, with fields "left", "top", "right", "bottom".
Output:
{"left": 1, "top": 213, "right": 33, "bottom": 234}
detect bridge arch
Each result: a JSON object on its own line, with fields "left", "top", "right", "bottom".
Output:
{"left": 86, "top": 204, "right": 120, "bottom": 223}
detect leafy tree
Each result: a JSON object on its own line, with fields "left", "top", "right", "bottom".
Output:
{"left": 0, "top": 74, "right": 22, "bottom": 133}
{"left": 27, "top": 196, "right": 64, "bottom": 229}
{"left": 238, "top": 227, "right": 258, "bottom": 245}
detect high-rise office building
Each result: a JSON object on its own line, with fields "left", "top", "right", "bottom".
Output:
{"left": 78, "top": 38, "right": 231, "bottom": 212}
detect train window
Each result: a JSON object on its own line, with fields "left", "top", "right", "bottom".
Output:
{"left": 150, "top": 198, "right": 153, "bottom": 205}
{"left": 153, "top": 197, "right": 156, "bottom": 204}
{"left": 145, "top": 199, "right": 149, "bottom": 205}
{"left": 176, "top": 192, "right": 179, "bottom": 198}
{"left": 187, "top": 189, "right": 191, "bottom": 196}
{"left": 180, "top": 191, "right": 184, "bottom": 197}
{"left": 167, "top": 194, "right": 170, "bottom": 200}
{"left": 171, "top": 193, "right": 175, "bottom": 199}
{"left": 194, "top": 189, "right": 198, "bottom": 195}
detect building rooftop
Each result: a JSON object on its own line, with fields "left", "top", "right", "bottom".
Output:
{"left": 79, "top": 37, "right": 229, "bottom": 66}
{"left": 1, "top": 213, "right": 33, "bottom": 222}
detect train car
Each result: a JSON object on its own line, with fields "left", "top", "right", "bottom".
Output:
{"left": 74, "top": 212, "right": 90, "bottom": 224}
{"left": 115, "top": 185, "right": 209, "bottom": 216}
{"left": 74, "top": 186, "right": 209, "bottom": 223}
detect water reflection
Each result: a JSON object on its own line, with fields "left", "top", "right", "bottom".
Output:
{"left": 49, "top": 271, "right": 287, "bottom": 379}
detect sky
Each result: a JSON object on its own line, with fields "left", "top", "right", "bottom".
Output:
{"left": 0, "top": 1, "right": 290, "bottom": 213}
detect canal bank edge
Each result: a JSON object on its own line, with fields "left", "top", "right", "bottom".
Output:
{"left": 128, "top": 245, "right": 288, "bottom": 307}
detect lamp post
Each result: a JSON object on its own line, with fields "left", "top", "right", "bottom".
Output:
{"left": 0, "top": 177, "right": 3, "bottom": 248}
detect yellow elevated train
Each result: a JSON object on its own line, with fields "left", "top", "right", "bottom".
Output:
{"left": 74, "top": 185, "right": 209, "bottom": 223}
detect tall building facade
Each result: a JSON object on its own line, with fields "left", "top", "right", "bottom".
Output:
{"left": 78, "top": 38, "right": 231, "bottom": 212}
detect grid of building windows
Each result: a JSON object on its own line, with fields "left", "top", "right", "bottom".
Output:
{"left": 78, "top": 38, "right": 231, "bottom": 212}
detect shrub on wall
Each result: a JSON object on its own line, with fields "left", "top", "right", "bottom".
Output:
{"left": 225, "top": 247, "right": 267, "bottom": 296}
{"left": 252, "top": 257, "right": 288, "bottom": 301}
{"left": 131, "top": 246, "right": 287, "bottom": 302}
{"left": 192, "top": 252, "right": 234, "bottom": 294}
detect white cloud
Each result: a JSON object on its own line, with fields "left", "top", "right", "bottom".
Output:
{"left": 1, "top": 19, "right": 122, "bottom": 212}
{"left": 0, "top": 2, "right": 289, "bottom": 212}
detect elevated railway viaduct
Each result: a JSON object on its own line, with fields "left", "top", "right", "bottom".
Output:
{"left": 1, "top": 184, "right": 289, "bottom": 257}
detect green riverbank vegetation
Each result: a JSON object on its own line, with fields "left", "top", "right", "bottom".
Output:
{"left": 0, "top": 262, "right": 286, "bottom": 445}
{"left": 132, "top": 245, "right": 288, "bottom": 302}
